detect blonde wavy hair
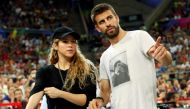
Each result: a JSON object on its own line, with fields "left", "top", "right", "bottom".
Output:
{"left": 48, "top": 39, "right": 97, "bottom": 91}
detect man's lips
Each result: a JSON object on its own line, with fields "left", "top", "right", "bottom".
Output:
{"left": 106, "top": 27, "right": 114, "bottom": 32}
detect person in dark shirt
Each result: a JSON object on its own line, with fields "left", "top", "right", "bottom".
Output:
{"left": 26, "top": 26, "right": 97, "bottom": 109}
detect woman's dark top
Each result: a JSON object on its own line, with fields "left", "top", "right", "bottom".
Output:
{"left": 30, "top": 65, "right": 96, "bottom": 109}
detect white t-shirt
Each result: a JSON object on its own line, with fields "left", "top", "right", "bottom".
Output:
{"left": 99, "top": 30, "right": 157, "bottom": 109}
{"left": 40, "top": 95, "right": 47, "bottom": 109}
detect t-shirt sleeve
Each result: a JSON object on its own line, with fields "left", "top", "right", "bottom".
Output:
{"left": 30, "top": 67, "right": 47, "bottom": 96}
{"left": 137, "top": 30, "right": 155, "bottom": 57}
{"left": 99, "top": 55, "right": 109, "bottom": 80}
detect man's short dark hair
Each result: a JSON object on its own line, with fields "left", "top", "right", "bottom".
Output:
{"left": 90, "top": 3, "right": 117, "bottom": 24}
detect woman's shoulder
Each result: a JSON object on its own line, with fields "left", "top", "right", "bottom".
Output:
{"left": 36, "top": 65, "right": 55, "bottom": 75}
{"left": 86, "top": 59, "right": 98, "bottom": 71}
{"left": 86, "top": 59, "right": 95, "bottom": 66}
{"left": 39, "top": 64, "right": 55, "bottom": 70}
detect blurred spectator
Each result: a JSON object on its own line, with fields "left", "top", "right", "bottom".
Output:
{"left": 13, "top": 88, "right": 26, "bottom": 109}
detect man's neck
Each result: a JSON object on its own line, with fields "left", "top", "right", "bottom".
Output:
{"left": 109, "top": 29, "right": 127, "bottom": 45}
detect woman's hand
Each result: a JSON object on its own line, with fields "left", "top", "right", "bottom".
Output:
{"left": 44, "top": 87, "right": 62, "bottom": 98}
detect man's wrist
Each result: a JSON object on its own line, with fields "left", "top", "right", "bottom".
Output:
{"left": 96, "top": 97, "right": 104, "bottom": 102}
{"left": 96, "top": 97, "right": 106, "bottom": 107}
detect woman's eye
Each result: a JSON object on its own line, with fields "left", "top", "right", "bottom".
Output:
{"left": 61, "top": 40, "right": 76, "bottom": 44}
{"left": 62, "top": 40, "right": 69, "bottom": 43}
{"left": 71, "top": 40, "right": 77, "bottom": 43}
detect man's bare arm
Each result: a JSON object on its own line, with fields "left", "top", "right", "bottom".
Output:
{"left": 88, "top": 79, "right": 111, "bottom": 109}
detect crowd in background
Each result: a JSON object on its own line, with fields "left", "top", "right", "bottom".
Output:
{"left": 0, "top": 0, "right": 71, "bottom": 30}
{"left": 0, "top": 0, "right": 189, "bottom": 109}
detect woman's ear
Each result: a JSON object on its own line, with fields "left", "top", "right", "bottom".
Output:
{"left": 52, "top": 43, "right": 58, "bottom": 50}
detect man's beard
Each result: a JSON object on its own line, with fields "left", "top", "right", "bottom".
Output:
{"left": 105, "top": 25, "right": 119, "bottom": 39}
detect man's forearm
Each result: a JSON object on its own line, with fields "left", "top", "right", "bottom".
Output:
{"left": 100, "top": 90, "right": 110, "bottom": 106}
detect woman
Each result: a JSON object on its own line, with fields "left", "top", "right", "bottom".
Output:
{"left": 26, "top": 26, "right": 97, "bottom": 109}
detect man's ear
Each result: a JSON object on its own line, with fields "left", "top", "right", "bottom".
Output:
{"left": 95, "top": 25, "right": 101, "bottom": 32}
{"left": 116, "top": 15, "right": 120, "bottom": 23}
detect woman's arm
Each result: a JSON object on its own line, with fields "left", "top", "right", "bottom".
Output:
{"left": 44, "top": 87, "right": 87, "bottom": 106}
{"left": 25, "top": 91, "right": 44, "bottom": 109}
{"left": 44, "top": 73, "right": 96, "bottom": 107}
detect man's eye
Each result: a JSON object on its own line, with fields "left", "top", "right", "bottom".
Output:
{"left": 107, "top": 16, "right": 113, "bottom": 20}
{"left": 99, "top": 20, "right": 105, "bottom": 25}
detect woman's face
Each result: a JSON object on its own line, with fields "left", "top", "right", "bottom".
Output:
{"left": 56, "top": 35, "right": 77, "bottom": 59}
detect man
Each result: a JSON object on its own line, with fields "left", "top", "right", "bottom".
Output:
{"left": 88, "top": 3, "right": 172, "bottom": 109}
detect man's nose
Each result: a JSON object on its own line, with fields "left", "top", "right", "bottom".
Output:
{"left": 105, "top": 20, "right": 111, "bottom": 27}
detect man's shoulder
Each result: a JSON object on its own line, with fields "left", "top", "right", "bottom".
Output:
{"left": 127, "top": 30, "right": 151, "bottom": 41}
{"left": 128, "top": 30, "right": 148, "bottom": 34}
{"left": 101, "top": 46, "right": 112, "bottom": 57}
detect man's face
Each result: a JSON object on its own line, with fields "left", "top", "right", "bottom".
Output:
{"left": 95, "top": 10, "right": 120, "bottom": 39}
